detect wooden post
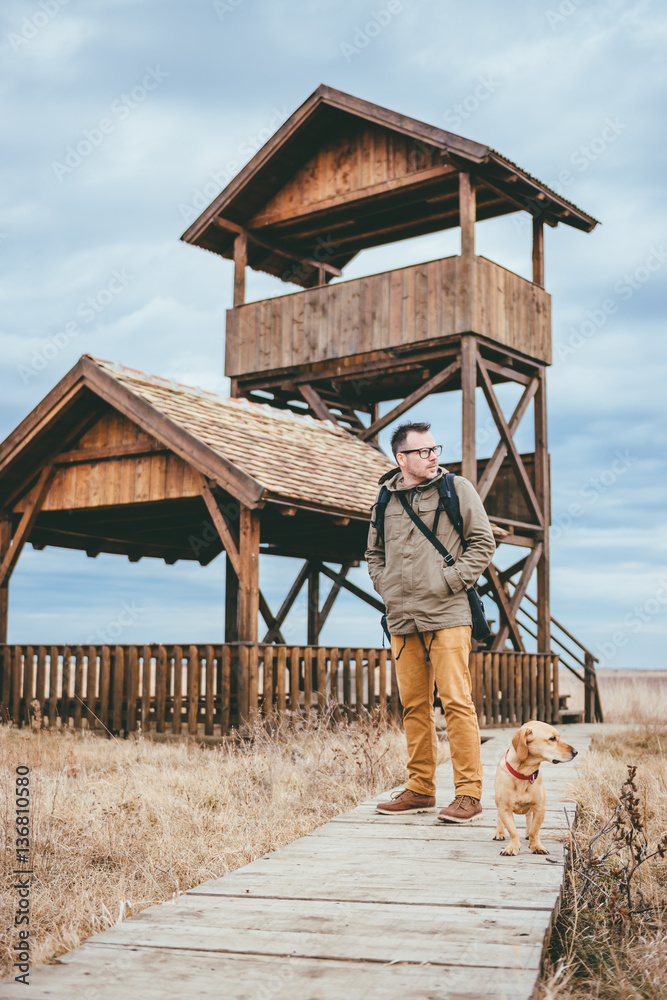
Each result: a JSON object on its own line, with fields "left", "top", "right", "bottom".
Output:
{"left": 233, "top": 232, "right": 247, "bottom": 307}
{"left": 459, "top": 172, "right": 476, "bottom": 256}
{"left": 0, "top": 516, "right": 10, "bottom": 643}
{"left": 237, "top": 507, "right": 260, "bottom": 642}
{"left": 307, "top": 562, "right": 320, "bottom": 645}
{"left": 461, "top": 335, "right": 477, "bottom": 485}
{"left": 534, "top": 368, "right": 551, "bottom": 653}
{"left": 532, "top": 217, "right": 545, "bottom": 287}
{"left": 225, "top": 557, "right": 239, "bottom": 644}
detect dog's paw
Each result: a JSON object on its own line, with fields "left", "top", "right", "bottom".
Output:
{"left": 499, "top": 844, "right": 520, "bottom": 856}
{"left": 530, "top": 844, "right": 549, "bottom": 855}
{"left": 493, "top": 832, "right": 505, "bottom": 841}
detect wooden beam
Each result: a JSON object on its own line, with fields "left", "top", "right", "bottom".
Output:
{"left": 484, "top": 564, "right": 525, "bottom": 651}
{"left": 477, "top": 556, "right": 528, "bottom": 597}
{"left": 319, "top": 563, "right": 384, "bottom": 613}
{"left": 358, "top": 359, "right": 461, "bottom": 441}
{"left": 477, "top": 378, "right": 539, "bottom": 501}
{"left": 460, "top": 336, "right": 477, "bottom": 485}
{"left": 318, "top": 562, "right": 352, "bottom": 631}
{"left": 262, "top": 560, "right": 310, "bottom": 642}
{"left": 533, "top": 369, "right": 550, "bottom": 652}
{"left": 215, "top": 217, "right": 342, "bottom": 280}
{"left": 477, "top": 359, "right": 543, "bottom": 524}
{"left": 298, "top": 384, "right": 339, "bottom": 425}
{"left": 0, "top": 466, "right": 55, "bottom": 587}
{"left": 307, "top": 562, "right": 320, "bottom": 645}
{"left": 459, "top": 171, "right": 476, "bottom": 256}
{"left": 0, "top": 517, "right": 10, "bottom": 642}
{"left": 259, "top": 590, "right": 286, "bottom": 644}
{"left": 492, "top": 543, "right": 543, "bottom": 650}
{"left": 199, "top": 477, "right": 241, "bottom": 577}
{"left": 237, "top": 507, "right": 260, "bottom": 643}
{"left": 233, "top": 232, "right": 247, "bottom": 307}
{"left": 532, "top": 217, "right": 545, "bottom": 287}
{"left": 55, "top": 441, "right": 168, "bottom": 464}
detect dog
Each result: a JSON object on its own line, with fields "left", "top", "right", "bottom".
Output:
{"left": 493, "top": 720, "right": 577, "bottom": 856}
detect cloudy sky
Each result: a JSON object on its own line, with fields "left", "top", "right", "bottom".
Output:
{"left": 1, "top": 0, "right": 665, "bottom": 672}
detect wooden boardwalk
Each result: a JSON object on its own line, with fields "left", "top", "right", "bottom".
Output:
{"left": 1, "top": 725, "right": 599, "bottom": 1000}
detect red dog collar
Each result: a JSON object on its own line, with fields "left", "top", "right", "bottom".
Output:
{"left": 505, "top": 750, "right": 539, "bottom": 783}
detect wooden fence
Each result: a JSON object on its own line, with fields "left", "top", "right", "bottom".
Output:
{"left": 0, "top": 644, "right": 560, "bottom": 736}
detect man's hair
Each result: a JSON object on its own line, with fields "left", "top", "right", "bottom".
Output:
{"left": 390, "top": 421, "right": 431, "bottom": 460}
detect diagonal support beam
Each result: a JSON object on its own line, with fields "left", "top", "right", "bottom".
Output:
{"left": 484, "top": 564, "right": 525, "bottom": 651}
{"left": 0, "top": 465, "right": 55, "bottom": 587}
{"left": 262, "top": 560, "right": 311, "bottom": 642}
{"left": 358, "top": 358, "right": 461, "bottom": 442}
{"left": 199, "top": 477, "right": 241, "bottom": 576}
{"left": 259, "top": 591, "right": 286, "bottom": 644}
{"left": 298, "top": 384, "right": 339, "bottom": 425}
{"left": 319, "top": 563, "right": 384, "bottom": 613}
{"left": 477, "top": 556, "right": 528, "bottom": 598}
{"left": 477, "top": 358, "right": 543, "bottom": 524}
{"left": 477, "top": 377, "right": 539, "bottom": 502}
{"left": 318, "top": 562, "right": 353, "bottom": 631}
{"left": 492, "top": 543, "right": 543, "bottom": 650}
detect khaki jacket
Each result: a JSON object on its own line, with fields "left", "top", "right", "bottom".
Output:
{"left": 365, "top": 466, "right": 496, "bottom": 635}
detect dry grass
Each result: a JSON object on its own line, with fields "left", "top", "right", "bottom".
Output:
{"left": 539, "top": 725, "right": 667, "bottom": 999}
{"left": 560, "top": 669, "right": 667, "bottom": 725}
{"left": 0, "top": 712, "right": 417, "bottom": 979}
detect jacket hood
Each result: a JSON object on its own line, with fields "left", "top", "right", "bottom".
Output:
{"left": 378, "top": 465, "right": 446, "bottom": 492}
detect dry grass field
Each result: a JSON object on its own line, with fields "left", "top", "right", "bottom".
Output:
{"left": 560, "top": 668, "right": 667, "bottom": 724}
{"left": 0, "top": 712, "right": 413, "bottom": 980}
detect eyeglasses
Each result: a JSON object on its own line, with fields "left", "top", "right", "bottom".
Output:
{"left": 398, "top": 445, "right": 443, "bottom": 459}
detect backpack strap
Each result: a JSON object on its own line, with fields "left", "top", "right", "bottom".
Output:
{"left": 370, "top": 485, "right": 391, "bottom": 543}
{"left": 437, "top": 472, "right": 467, "bottom": 549}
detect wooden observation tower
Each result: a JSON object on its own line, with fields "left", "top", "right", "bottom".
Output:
{"left": 182, "top": 84, "right": 599, "bottom": 657}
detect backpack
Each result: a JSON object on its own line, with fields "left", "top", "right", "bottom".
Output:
{"left": 371, "top": 470, "right": 465, "bottom": 548}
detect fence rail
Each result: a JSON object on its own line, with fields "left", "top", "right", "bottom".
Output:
{"left": 0, "top": 644, "right": 560, "bottom": 736}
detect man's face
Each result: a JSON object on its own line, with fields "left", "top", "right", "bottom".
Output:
{"left": 395, "top": 430, "right": 440, "bottom": 485}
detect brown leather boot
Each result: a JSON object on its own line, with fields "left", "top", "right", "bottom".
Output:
{"left": 437, "top": 795, "right": 483, "bottom": 823}
{"left": 376, "top": 789, "right": 436, "bottom": 815}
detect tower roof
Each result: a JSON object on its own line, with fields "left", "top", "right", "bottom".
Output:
{"left": 181, "top": 84, "right": 599, "bottom": 287}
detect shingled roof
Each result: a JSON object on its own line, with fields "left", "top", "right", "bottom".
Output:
{"left": 0, "top": 356, "right": 395, "bottom": 522}
{"left": 95, "top": 359, "right": 394, "bottom": 517}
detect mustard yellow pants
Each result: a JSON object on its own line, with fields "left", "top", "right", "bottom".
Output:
{"left": 391, "top": 626, "right": 482, "bottom": 799}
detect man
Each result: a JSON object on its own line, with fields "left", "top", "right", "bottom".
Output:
{"left": 366, "top": 421, "right": 496, "bottom": 822}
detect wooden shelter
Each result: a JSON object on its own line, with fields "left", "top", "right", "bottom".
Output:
{"left": 0, "top": 85, "right": 603, "bottom": 731}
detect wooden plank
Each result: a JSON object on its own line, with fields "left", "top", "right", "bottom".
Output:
{"left": 35, "top": 645, "right": 46, "bottom": 724}
{"left": 126, "top": 646, "right": 138, "bottom": 733}
{"left": 316, "top": 647, "right": 327, "bottom": 714}
{"left": 73, "top": 646, "right": 84, "bottom": 728}
{"left": 111, "top": 646, "right": 124, "bottom": 733}
{"left": 248, "top": 644, "right": 259, "bottom": 722}
{"left": 155, "top": 645, "right": 167, "bottom": 733}
{"left": 141, "top": 645, "right": 152, "bottom": 733}
{"left": 354, "top": 648, "right": 364, "bottom": 718}
{"left": 358, "top": 358, "right": 460, "bottom": 441}
{"left": 377, "top": 648, "right": 387, "bottom": 721}
{"left": 200, "top": 478, "right": 241, "bottom": 576}
{"left": 532, "top": 216, "right": 544, "bottom": 286}
{"left": 237, "top": 508, "right": 260, "bottom": 643}
{"left": 61, "top": 645, "right": 72, "bottom": 727}
{"left": 171, "top": 646, "right": 182, "bottom": 734}
{"left": 366, "top": 648, "right": 376, "bottom": 712}
{"left": 204, "top": 645, "right": 215, "bottom": 735}
{"left": 186, "top": 645, "right": 199, "bottom": 734}
{"left": 220, "top": 646, "right": 231, "bottom": 734}
{"left": 459, "top": 171, "right": 476, "bottom": 256}
{"left": 272, "top": 645, "right": 284, "bottom": 714}
{"left": 342, "top": 647, "right": 351, "bottom": 721}
{"left": 329, "top": 647, "right": 340, "bottom": 720}
{"left": 261, "top": 645, "right": 274, "bottom": 717}
{"left": 289, "top": 646, "right": 300, "bottom": 715}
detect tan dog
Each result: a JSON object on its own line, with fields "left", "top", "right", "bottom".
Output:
{"left": 493, "top": 720, "right": 577, "bottom": 856}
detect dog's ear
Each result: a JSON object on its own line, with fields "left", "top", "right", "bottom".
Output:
{"left": 512, "top": 726, "right": 532, "bottom": 765}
